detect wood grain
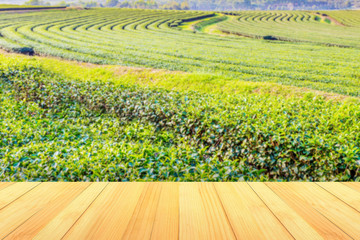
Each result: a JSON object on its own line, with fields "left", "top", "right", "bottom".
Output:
{"left": 343, "top": 182, "right": 360, "bottom": 193}
{"left": 5, "top": 183, "right": 90, "bottom": 240}
{"left": 267, "top": 182, "right": 355, "bottom": 240}
{"left": 283, "top": 183, "right": 360, "bottom": 239}
{"left": 179, "top": 183, "right": 236, "bottom": 240}
{"left": 0, "top": 182, "right": 14, "bottom": 192}
{"left": 33, "top": 183, "right": 107, "bottom": 240}
{"left": 214, "top": 182, "right": 293, "bottom": 240}
{"left": 248, "top": 182, "right": 323, "bottom": 240}
{"left": 121, "top": 183, "right": 162, "bottom": 240}
{"left": 317, "top": 182, "right": 360, "bottom": 212}
{"left": 0, "top": 183, "right": 76, "bottom": 238}
{"left": 0, "top": 182, "right": 39, "bottom": 210}
{"left": 150, "top": 183, "right": 179, "bottom": 240}
{"left": 62, "top": 183, "right": 145, "bottom": 240}
{"left": 0, "top": 182, "right": 358, "bottom": 240}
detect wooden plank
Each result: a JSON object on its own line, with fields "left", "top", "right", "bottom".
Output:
{"left": 0, "top": 182, "right": 14, "bottom": 192}
{"left": 267, "top": 183, "right": 354, "bottom": 240}
{"left": 248, "top": 182, "right": 323, "bottom": 240}
{"left": 151, "top": 183, "right": 179, "bottom": 240}
{"left": 33, "top": 183, "right": 106, "bottom": 240}
{"left": 317, "top": 182, "right": 360, "bottom": 212}
{"left": 0, "top": 182, "right": 40, "bottom": 210}
{"left": 5, "top": 183, "right": 90, "bottom": 240}
{"left": 62, "top": 183, "right": 145, "bottom": 240}
{"left": 218, "top": 183, "right": 294, "bottom": 240}
{"left": 0, "top": 182, "right": 359, "bottom": 239}
{"left": 121, "top": 183, "right": 162, "bottom": 240}
{"left": 0, "top": 183, "right": 79, "bottom": 239}
{"left": 343, "top": 182, "right": 360, "bottom": 193}
{"left": 284, "top": 183, "right": 360, "bottom": 238}
{"left": 179, "top": 183, "right": 236, "bottom": 240}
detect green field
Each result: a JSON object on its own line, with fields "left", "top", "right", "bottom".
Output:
{"left": 0, "top": 9, "right": 359, "bottom": 181}
{"left": 217, "top": 11, "right": 360, "bottom": 47}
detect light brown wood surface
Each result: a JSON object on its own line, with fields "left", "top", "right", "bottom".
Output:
{"left": 0, "top": 182, "right": 359, "bottom": 240}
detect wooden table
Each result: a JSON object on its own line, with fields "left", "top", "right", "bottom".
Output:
{"left": 0, "top": 182, "right": 359, "bottom": 239}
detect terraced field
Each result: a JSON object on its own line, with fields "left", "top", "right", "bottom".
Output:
{"left": 0, "top": 9, "right": 359, "bottom": 96}
{"left": 217, "top": 11, "right": 360, "bottom": 48}
{"left": 322, "top": 10, "right": 360, "bottom": 27}
{"left": 0, "top": 9, "right": 360, "bottom": 181}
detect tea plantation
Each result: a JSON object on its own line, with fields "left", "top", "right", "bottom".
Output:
{"left": 0, "top": 8, "right": 359, "bottom": 181}
{"left": 217, "top": 10, "right": 360, "bottom": 48}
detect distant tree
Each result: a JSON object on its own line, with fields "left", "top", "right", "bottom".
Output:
{"left": 181, "top": 1, "right": 190, "bottom": 9}
{"left": 163, "top": 1, "right": 181, "bottom": 9}
{"left": 84, "top": 1, "right": 99, "bottom": 7}
{"left": 134, "top": 0, "right": 147, "bottom": 8}
{"left": 44, "top": 0, "right": 359, "bottom": 10}
{"left": 147, "top": 0, "right": 159, "bottom": 9}
{"left": 58, "top": 1, "right": 69, "bottom": 6}
{"left": 119, "top": 0, "right": 131, "bottom": 8}
{"left": 25, "top": 0, "right": 44, "bottom": 5}
{"left": 344, "top": 0, "right": 352, "bottom": 8}
{"left": 106, "top": 0, "right": 119, "bottom": 7}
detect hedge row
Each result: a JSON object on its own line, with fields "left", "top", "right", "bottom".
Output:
{"left": 1, "top": 65, "right": 359, "bottom": 181}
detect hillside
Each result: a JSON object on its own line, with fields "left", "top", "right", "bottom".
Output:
{"left": 0, "top": 9, "right": 359, "bottom": 95}
{"left": 0, "top": 9, "right": 359, "bottom": 181}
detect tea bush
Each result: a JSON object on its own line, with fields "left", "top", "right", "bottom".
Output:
{"left": 1, "top": 62, "right": 359, "bottom": 181}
